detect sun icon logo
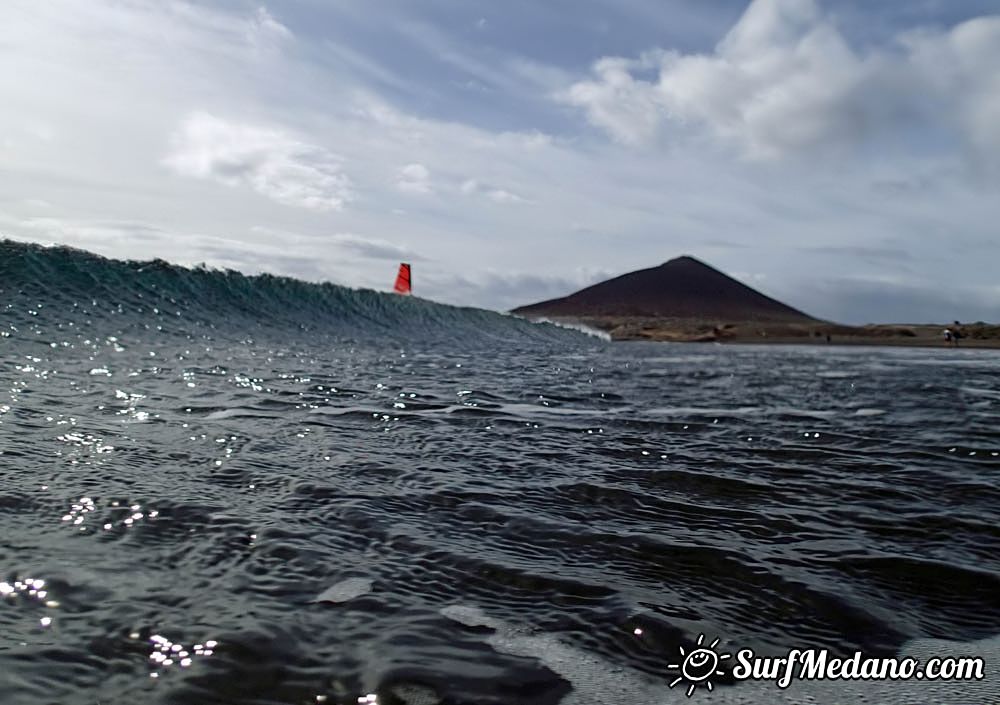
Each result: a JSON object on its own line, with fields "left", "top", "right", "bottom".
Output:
{"left": 667, "top": 633, "right": 731, "bottom": 697}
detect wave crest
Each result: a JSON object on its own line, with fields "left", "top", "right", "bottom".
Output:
{"left": 0, "top": 240, "right": 592, "bottom": 346}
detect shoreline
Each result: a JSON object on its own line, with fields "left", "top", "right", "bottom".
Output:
{"left": 538, "top": 316, "right": 1000, "bottom": 349}
{"left": 615, "top": 336, "right": 1000, "bottom": 349}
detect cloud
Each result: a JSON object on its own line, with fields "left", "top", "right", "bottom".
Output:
{"left": 247, "top": 7, "right": 292, "bottom": 48}
{"left": 394, "top": 19, "right": 565, "bottom": 98}
{"left": 1, "top": 217, "right": 393, "bottom": 291}
{"left": 163, "top": 113, "right": 354, "bottom": 211}
{"left": 784, "top": 275, "right": 1000, "bottom": 324}
{"left": 487, "top": 189, "right": 525, "bottom": 204}
{"left": 329, "top": 233, "right": 420, "bottom": 261}
{"left": 903, "top": 16, "right": 1000, "bottom": 161}
{"left": 460, "top": 178, "right": 529, "bottom": 204}
{"left": 395, "top": 163, "right": 433, "bottom": 194}
{"left": 563, "top": 0, "right": 1000, "bottom": 163}
{"left": 802, "top": 245, "right": 914, "bottom": 263}
{"left": 563, "top": 54, "right": 669, "bottom": 146}
{"left": 8, "top": 215, "right": 170, "bottom": 249}
{"left": 3, "top": 0, "right": 1000, "bottom": 323}
{"left": 422, "top": 268, "right": 614, "bottom": 312}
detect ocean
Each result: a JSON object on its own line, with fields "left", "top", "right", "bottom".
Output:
{"left": 1, "top": 240, "right": 998, "bottom": 704}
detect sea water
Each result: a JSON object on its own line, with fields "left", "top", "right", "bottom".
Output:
{"left": 1, "top": 241, "right": 998, "bottom": 704}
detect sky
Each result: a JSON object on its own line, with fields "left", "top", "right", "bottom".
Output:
{"left": 2, "top": 0, "right": 999, "bottom": 324}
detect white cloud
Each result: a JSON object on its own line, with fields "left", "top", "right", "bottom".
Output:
{"left": 3, "top": 0, "right": 1000, "bottom": 322}
{"left": 563, "top": 0, "right": 1000, "bottom": 163}
{"left": 563, "top": 54, "right": 668, "bottom": 146}
{"left": 163, "top": 113, "right": 354, "bottom": 211}
{"left": 396, "top": 163, "right": 433, "bottom": 193}
{"left": 903, "top": 16, "right": 1000, "bottom": 160}
{"left": 487, "top": 189, "right": 525, "bottom": 204}
{"left": 460, "top": 178, "right": 528, "bottom": 204}
{"left": 247, "top": 7, "right": 292, "bottom": 48}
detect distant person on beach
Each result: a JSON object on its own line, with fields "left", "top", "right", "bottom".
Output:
{"left": 953, "top": 321, "right": 964, "bottom": 345}
{"left": 943, "top": 328, "right": 953, "bottom": 344}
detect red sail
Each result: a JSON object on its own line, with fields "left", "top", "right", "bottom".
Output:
{"left": 393, "top": 263, "right": 411, "bottom": 295}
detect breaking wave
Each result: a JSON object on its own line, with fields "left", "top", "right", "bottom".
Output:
{"left": 0, "top": 240, "right": 595, "bottom": 346}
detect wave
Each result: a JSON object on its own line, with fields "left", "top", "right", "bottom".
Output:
{"left": 0, "top": 240, "right": 596, "bottom": 346}
{"left": 527, "top": 316, "right": 613, "bottom": 341}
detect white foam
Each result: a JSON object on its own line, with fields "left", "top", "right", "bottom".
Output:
{"left": 442, "top": 605, "right": 662, "bottom": 704}
{"left": 442, "top": 604, "right": 999, "bottom": 705}
{"left": 205, "top": 408, "right": 246, "bottom": 420}
{"left": 313, "top": 577, "right": 373, "bottom": 604}
{"left": 531, "top": 318, "right": 612, "bottom": 342}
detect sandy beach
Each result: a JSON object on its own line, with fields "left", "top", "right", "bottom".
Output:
{"left": 545, "top": 317, "right": 1000, "bottom": 348}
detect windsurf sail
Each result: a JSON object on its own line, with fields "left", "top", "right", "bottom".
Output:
{"left": 393, "top": 263, "right": 411, "bottom": 295}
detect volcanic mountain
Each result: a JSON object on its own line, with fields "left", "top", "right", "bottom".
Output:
{"left": 512, "top": 256, "right": 816, "bottom": 323}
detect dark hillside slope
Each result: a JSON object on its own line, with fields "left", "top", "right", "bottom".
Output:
{"left": 512, "top": 256, "right": 816, "bottom": 322}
